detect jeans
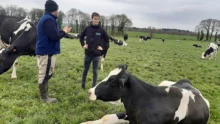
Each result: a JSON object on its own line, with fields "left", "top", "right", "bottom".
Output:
{"left": 82, "top": 55, "right": 100, "bottom": 87}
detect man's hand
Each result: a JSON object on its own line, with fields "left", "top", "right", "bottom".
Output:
{"left": 83, "top": 44, "right": 88, "bottom": 49}
{"left": 97, "top": 46, "right": 103, "bottom": 50}
{"left": 63, "top": 26, "right": 72, "bottom": 33}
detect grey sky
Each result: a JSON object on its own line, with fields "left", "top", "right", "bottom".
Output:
{"left": 1, "top": 0, "right": 220, "bottom": 31}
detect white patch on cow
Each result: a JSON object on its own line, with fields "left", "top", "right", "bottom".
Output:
{"left": 14, "top": 20, "right": 31, "bottom": 35}
{"left": 174, "top": 89, "right": 196, "bottom": 122}
{"left": 88, "top": 68, "right": 122, "bottom": 101}
{"left": 11, "top": 59, "right": 18, "bottom": 79}
{"left": 123, "top": 41, "right": 128, "bottom": 46}
{"left": 0, "top": 48, "right": 5, "bottom": 53}
{"left": 108, "top": 99, "right": 123, "bottom": 105}
{"left": 165, "top": 87, "right": 170, "bottom": 93}
{"left": 80, "top": 114, "right": 129, "bottom": 124}
{"left": 24, "top": 23, "right": 32, "bottom": 31}
{"left": 16, "top": 17, "right": 29, "bottom": 23}
{"left": 174, "top": 89, "right": 189, "bottom": 121}
{"left": 158, "top": 80, "right": 176, "bottom": 86}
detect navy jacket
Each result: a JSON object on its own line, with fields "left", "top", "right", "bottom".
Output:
{"left": 36, "top": 12, "right": 66, "bottom": 55}
{"left": 80, "top": 23, "right": 109, "bottom": 57}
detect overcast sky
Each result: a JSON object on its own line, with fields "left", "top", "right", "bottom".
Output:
{"left": 1, "top": 0, "right": 220, "bottom": 31}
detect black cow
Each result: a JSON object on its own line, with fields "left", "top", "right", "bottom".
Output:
{"left": 162, "top": 38, "right": 165, "bottom": 43}
{"left": 82, "top": 64, "right": 210, "bottom": 124}
{"left": 139, "top": 35, "right": 151, "bottom": 42}
{"left": 124, "top": 34, "right": 128, "bottom": 42}
{"left": 193, "top": 44, "right": 202, "bottom": 48}
{"left": 0, "top": 15, "right": 36, "bottom": 78}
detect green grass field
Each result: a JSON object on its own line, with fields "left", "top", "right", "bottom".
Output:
{"left": 0, "top": 36, "right": 219, "bottom": 124}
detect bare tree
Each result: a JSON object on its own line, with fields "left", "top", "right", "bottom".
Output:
{"left": 199, "top": 19, "right": 213, "bottom": 41}
{"left": 0, "top": 5, "right": 6, "bottom": 15}
{"left": 66, "top": 8, "right": 77, "bottom": 32}
{"left": 115, "top": 14, "right": 132, "bottom": 35}
{"left": 104, "top": 16, "right": 109, "bottom": 31}
{"left": 29, "top": 8, "right": 44, "bottom": 24}
{"left": 209, "top": 19, "right": 218, "bottom": 41}
{"left": 195, "top": 25, "right": 201, "bottom": 41}
{"left": 16, "top": 7, "right": 28, "bottom": 17}
{"left": 57, "top": 10, "right": 65, "bottom": 29}
{"left": 100, "top": 15, "right": 105, "bottom": 28}
{"left": 109, "top": 14, "right": 117, "bottom": 35}
{"left": 5, "top": 5, "right": 18, "bottom": 16}
{"left": 214, "top": 20, "right": 220, "bottom": 42}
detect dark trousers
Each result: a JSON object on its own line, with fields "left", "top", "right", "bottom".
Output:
{"left": 82, "top": 55, "right": 100, "bottom": 87}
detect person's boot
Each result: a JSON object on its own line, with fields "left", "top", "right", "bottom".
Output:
{"left": 38, "top": 82, "right": 57, "bottom": 103}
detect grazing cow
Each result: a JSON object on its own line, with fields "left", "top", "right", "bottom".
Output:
{"left": 109, "top": 36, "right": 128, "bottom": 46}
{"left": 124, "top": 34, "right": 128, "bottom": 42}
{"left": 139, "top": 36, "right": 151, "bottom": 42}
{"left": 193, "top": 44, "right": 202, "bottom": 48}
{"left": 201, "top": 42, "right": 218, "bottom": 60}
{"left": 81, "top": 64, "right": 210, "bottom": 124}
{"left": 0, "top": 15, "right": 36, "bottom": 78}
{"left": 162, "top": 38, "right": 165, "bottom": 43}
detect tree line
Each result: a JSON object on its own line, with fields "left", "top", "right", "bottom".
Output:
{"left": 195, "top": 19, "right": 220, "bottom": 42}
{"left": 0, "top": 4, "right": 133, "bottom": 36}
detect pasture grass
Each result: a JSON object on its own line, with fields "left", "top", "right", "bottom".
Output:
{"left": 0, "top": 37, "right": 219, "bottom": 124}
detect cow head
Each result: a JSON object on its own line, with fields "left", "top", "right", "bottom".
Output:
{"left": 201, "top": 52, "right": 206, "bottom": 59}
{"left": 88, "top": 64, "right": 129, "bottom": 102}
{"left": 0, "top": 47, "right": 17, "bottom": 74}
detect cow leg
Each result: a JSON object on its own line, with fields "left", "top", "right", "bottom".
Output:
{"left": 80, "top": 113, "right": 129, "bottom": 124}
{"left": 11, "top": 58, "right": 18, "bottom": 79}
{"left": 100, "top": 56, "right": 104, "bottom": 71}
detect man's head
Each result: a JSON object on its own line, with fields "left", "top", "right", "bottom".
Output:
{"left": 91, "top": 12, "right": 100, "bottom": 25}
{"left": 45, "top": 0, "right": 59, "bottom": 16}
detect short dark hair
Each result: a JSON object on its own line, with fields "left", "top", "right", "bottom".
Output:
{"left": 91, "top": 12, "right": 100, "bottom": 19}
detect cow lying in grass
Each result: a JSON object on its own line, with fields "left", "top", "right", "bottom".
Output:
{"left": 81, "top": 64, "right": 210, "bottom": 124}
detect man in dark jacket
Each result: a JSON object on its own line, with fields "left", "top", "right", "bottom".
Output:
{"left": 36, "top": 0, "right": 71, "bottom": 103}
{"left": 80, "top": 12, "right": 109, "bottom": 89}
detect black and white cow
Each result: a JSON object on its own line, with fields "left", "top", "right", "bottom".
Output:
{"left": 81, "top": 64, "right": 210, "bottom": 124}
{"left": 139, "top": 35, "right": 151, "bottom": 42}
{"left": 193, "top": 44, "right": 202, "bottom": 48}
{"left": 0, "top": 15, "right": 36, "bottom": 78}
{"left": 109, "top": 36, "right": 128, "bottom": 46}
{"left": 64, "top": 33, "right": 75, "bottom": 39}
{"left": 201, "top": 42, "right": 218, "bottom": 60}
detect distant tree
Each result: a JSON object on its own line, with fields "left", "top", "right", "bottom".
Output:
{"left": 5, "top": 5, "right": 18, "bottom": 16}
{"left": 57, "top": 10, "right": 65, "bottom": 29}
{"left": 200, "top": 30, "right": 204, "bottom": 41}
{"left": 195, "top": 25, "right": 201, "bottom": 41}
{"left": 199, "top": 19, "right": 218, "bottom": 41}
{"left": 29, "top": 8, "right": 44, "bottom": 23}
{"left": 109, "top": 14, "right": 117, "bottom": 35}
{"left": 214, "top": 20, "right": 220, "bottom": 42}
{"left": 100, "top": 15, "right": 105, "bottom": 28}
{"left": 104, "top": 16, "right": 109, "bottom": 31}
{"left": 115, "top": 14, "right": 132, "bottom": 35}
{"left": 0, "top": 5, "right": 6, "bottom": 15}
{"left": 16, "top": 7, "right": 28, "bottom": 17}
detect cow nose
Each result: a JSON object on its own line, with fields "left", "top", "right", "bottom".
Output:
{"left": 88, "top": 91, "right": 92, "bottom": 96}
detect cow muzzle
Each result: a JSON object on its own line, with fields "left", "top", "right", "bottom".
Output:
{"left": 88, "top": 88, "right": 97, "bottom": 101}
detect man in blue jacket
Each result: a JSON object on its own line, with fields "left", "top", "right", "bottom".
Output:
{"left": 80, "top": 12, "right": 109, "bottom": 90}
{"left": 36, "top": 0, "right": 71, "bottom": 103}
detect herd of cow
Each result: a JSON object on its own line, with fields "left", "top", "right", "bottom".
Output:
{"left": 0, "top": 15, "right": 215, "bottom": 124}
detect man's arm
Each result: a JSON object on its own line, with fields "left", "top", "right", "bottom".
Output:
{"left": 80, "top": 27, "right": 87, "bottom": 47}
{"left": 44, "top": 19, "right": 66, "bottom": 41}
